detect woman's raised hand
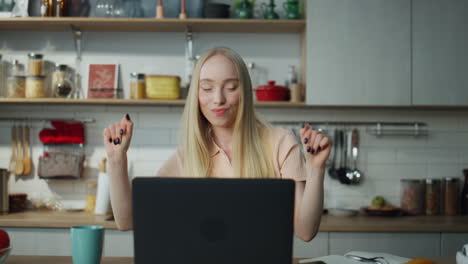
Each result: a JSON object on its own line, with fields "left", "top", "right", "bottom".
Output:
{"left": 299, "top": 124, "right": 332, "bottom": 169}
{"left": 103, "top": 114, "right": 133, "bottom": 158}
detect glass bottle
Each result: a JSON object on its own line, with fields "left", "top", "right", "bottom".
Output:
{"left": 27, "top": 53, "right": 44, "bottom": 76}
{"left": 285, "top": 64, "right": 297, "bottom": 89}
{"left": 425, "top": 178, "right": 441, "bottom": 215}
{"left": 130, "top": 72, "right": 145, "bottom": 99}
{"left": 461, "top": 169, "right": 468, "bottom": 215}
{"left": 400, "top": 179, "right": 425, "bottom": 215}
{"left": 7, "top": 59, "right": 26, "bottom": 98}
{"left": 444, "top": 177, "right": 460, "bottom": 216}
{"left": 51, "top": 64, "right": 73, "bottom": 98}
{"left": 85, "top": 181, "right": 97, "bottom": 213}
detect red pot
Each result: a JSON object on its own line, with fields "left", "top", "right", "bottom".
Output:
{"left": 254, "top": 81, "right": 289, "bottom": 101}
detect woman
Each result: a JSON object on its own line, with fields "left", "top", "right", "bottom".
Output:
{"left": 104, "top": 47, "right": 331, "bottom": 242}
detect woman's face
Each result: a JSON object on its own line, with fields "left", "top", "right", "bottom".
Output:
{"left": 198, "top": 54, "right": 241, "bottom": 129}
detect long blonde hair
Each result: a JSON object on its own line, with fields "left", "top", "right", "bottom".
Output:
{"left": 181, "top": 47, "right": 275, "bottom": 178}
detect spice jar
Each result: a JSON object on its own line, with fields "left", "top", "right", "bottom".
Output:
{"left": 130, "top": 72, "right": 145, "bottom": 99}
{"left": 400, "top": 179, "right": 425, "bottom": 215}
{"left": 7, "top": 76, "right": 26, "bottom": 98}
{"left": 85, "top": 181, "right": 97, "bottom": 213}
{"left": 28, "top": 53, "right": 44, "bottom": 76}
{"left": 444, "top": 177, "right": 459, "bottom": 216}
{"left": 425, "top": 178, "right": 441, "bottom": 215}
{"left": 25, "top": 76, "right": 46, "bottom": 98}
{"left": 51, "top": 64, "right": 73, "bottom": 98}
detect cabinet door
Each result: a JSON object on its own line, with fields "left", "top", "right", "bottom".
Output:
{"left": 329, "top": 232, "right": 441, "bottom": 258}
{"left": 306, "top": 0, "right": 411, "bottom": 106}
{"left": 412, "top": 0, "right": 468, "bottom": 106}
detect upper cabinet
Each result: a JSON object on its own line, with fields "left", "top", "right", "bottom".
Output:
{"left": 306, "top": 0, "right": 411, "bottom": 106}
{"left": 412, "top": 0, "right": 468, "bottom": 106}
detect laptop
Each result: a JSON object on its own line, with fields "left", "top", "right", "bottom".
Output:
{"left": 132, "top": 177, "right": 295, "bottom": 264}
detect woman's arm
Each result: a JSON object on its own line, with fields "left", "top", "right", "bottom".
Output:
{"left": 104, "top": 114, "right": 134, "bottom": 231}
{"left": 294, "top": 125, "right": 331, "bottom": 241}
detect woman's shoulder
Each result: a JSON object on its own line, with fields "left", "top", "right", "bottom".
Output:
{"left": 269, "top": 126, "right": 297, "bottom": 143}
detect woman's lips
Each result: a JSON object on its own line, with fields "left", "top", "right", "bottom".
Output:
{"left": 211, "top": 108, "right": 227, "bottom": 116}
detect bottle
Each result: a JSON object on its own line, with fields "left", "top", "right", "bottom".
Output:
{"left": 461, "top": 169, "right": 468, "bottom": 215}
{"left": 95, "top": 157, "right": 111, "bottom": 215}
{"left": 130, "top": 72, "right": 145, "bottom": 99}
{"left": 85, "top": 181, "right": 97, "bottom": 213}
{"left": 444, "top": 177, "right": 459, "bottom": 216}
{"left": 284, "top": 65, "right": 297, "bottom": 89}
{"left": 51, "top": 64, "right": 73, "bottom": 98}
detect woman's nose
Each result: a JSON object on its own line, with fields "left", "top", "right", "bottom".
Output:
{"left": 213, "top": 89, "right": 226, "bottom": 104}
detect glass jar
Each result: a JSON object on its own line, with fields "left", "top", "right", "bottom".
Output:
{"left": 51, "top": 64, "right": 73, "bottom": 98}
{"left": 25, "top": 76, "right": 46, "bottom": 98}
{"left": 10, "top": 59, "right": 24, "bottom": 76}
{"left": 400, "top": 179, "right": 425, "bottom": 215}
{"left": 425, "top": 178, "right": 441, "bottom": 215}
{"left": 130, "top": 72, "right": 145, "bottom": 99}
{"left": 85, "top": 181, "right": 97, "bottom": 213}
{"left": 444, "top": 177, "right": 460, "bottom": 216}
{"left": 7, "top": 76, "right": 26, "bottom": 98}
{"left": 28, "top": 53, "right": 44, "bottom": 76}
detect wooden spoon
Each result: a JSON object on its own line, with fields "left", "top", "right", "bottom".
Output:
{"left": 15, "top": 125, "right": 24, "bottom": 176}
{"left": 9, "top": 126, "right": 17, "bottom": 173}
{"left": 23, "top": 125, "right": 32, "bottom": 176}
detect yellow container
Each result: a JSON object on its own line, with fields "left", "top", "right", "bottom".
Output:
{"left": 145, "top": 75, "right": 180, "bottom": 99}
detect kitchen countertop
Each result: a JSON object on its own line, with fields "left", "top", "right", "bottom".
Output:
{"left": 1, "top": 210, "right": 468, "bottom": 232}
{"left": 4, "top": 256, "right": 457, "bottom": 264}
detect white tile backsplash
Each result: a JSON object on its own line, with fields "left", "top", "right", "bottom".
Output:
{"left": 1, "top": 105, "right": 468, "bottom": 210}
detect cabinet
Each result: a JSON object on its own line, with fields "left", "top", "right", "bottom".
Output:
{"left": 306, "top": 0, "right": 411, "bottom": 106}
{"left": 412, "top": 0, "right": 468, "bottom": 106}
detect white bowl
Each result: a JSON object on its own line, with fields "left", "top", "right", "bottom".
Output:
{"left": 457, "top": 251, "right": 468, "bottom": 264}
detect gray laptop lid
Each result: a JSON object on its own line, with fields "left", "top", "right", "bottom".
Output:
{"left": 132, "top": 177, "right": 295, "bottom": 264}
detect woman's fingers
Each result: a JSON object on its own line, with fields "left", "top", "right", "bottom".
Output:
{"left": 103, "top": 127, "right": 112, "bottom": 144}
{"left": 319, "top": 135, "right": 330, "bottom": 150}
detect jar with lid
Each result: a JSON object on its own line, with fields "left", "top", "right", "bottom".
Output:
{"left": 28, "top": 53, "right": 44, "bottom": 76}
{"left": 130, "top": 72, "right": 145, "bottom": 99}
{"left": 400, "top": 179, "right": 425, "bottom": 215}
{"left": 25, "top": 76, "right": 46, "bottom": 98}
{"left": 85, "top": 181, "right": 97, "bottom": 213}
{"left": 425, "top": 178, "right": 441, "bottom": 215}
{"left": 444, "top": 177, "right": 460, "bottom": 216}
{"left": 51, "top": 64, "right": 73, "bottom": 98}
{"left": 7, "top": 76, "right": 26, "bottom": 98}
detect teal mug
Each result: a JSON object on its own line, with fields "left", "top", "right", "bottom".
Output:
{"left": 70, "top": 225, "right": 104, "bottom": 264}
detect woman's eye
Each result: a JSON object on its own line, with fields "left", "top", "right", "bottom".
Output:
{"left": 201, "top": 86, "right": 213, "bottom": 91}
{"left": 226, "top": 86, "right": 238, "bottom": 91}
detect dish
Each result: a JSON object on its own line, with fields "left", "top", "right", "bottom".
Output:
{"left": 362, "top": 207, "right": 403, "bottom": 217}
{"left": 328, "top": 208, "right": 359, "bottom": 217}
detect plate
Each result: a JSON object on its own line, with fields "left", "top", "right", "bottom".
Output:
{"left": 362, "top": 207, "right": 403, "bottom": 217}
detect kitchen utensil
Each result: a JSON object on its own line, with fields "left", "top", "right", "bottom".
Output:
{"left": 254, "top": 81, "right": 289, "bottom": 101}
{"left": 14, "top": 125, "right": 24, "bottom": 176}
{"left": 22, "top": 124, "right": 32, "bottom": 176}
{"left": 327, "top": 129, "right": 338, "bottom": 180}
{"left": 0, "top": 168, "right": 9, "bottom": 214}
{"left": 347, "top": 129, "right": 363, "bottom": 184}
{"left": 179, "top": 0, "right": 186, "bottom": 18}
{"left": 337, "top": 130, "right": 351, "bottom": 184}
{"left": 345, "top": 254, "right": 387, "bottom": 264}
{"left": 9, "top": 126, "right": 16, "bottom": 173}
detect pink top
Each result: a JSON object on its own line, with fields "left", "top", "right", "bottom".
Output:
{"left": 156, "top": 127, "right": 307, "bottom": 181}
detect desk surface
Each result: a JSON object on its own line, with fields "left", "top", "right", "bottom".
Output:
{"left": 2, "top": 210, "right": 468, "bottom": 232}
{"left": 6, "top": 256, "right": 457, "bottom": 264}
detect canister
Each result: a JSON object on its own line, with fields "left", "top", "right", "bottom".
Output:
{"left": 400, "top": 179, "right": 425, "bottom": 215}
{"left": 7, "top": 75, "right": 26, "bottom": 98}
{"left": 145, "top": 75, "right": 180, "bottom": 99}
{"left": 130, "top": 72, "right": 146, "bottom": 99}
{"left": 444, "top": 177, "right": 460, "bottom": 216}
{"left": 25, "top": 75, "right": 46, "bottom": 98}
{"left": 28, "top": 53, "right": 44, "bottom": 76}
{"left": 425, "top": 178, "right": 441, "bottom": 215}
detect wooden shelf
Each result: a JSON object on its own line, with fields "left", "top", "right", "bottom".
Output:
{"left": 0, "top": 98, "right": 306, "bottom": 107}
{"left": 0, "top": 18, "right": 305, "bottom": 33}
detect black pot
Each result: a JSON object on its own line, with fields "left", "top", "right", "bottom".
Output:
{"left": 203, "top": 3, "right": 230, "bottom": 18}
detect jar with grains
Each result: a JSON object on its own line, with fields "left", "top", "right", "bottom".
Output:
{"left": 400, "top": 179, "right": 425, "bottom": 215}
{"left": 444, "top": 177, "right": 459, "bottom": 216}
{"left": 7, "top": 76, "right": 26, "bottom": 98}
{"left": 425, "top": 178, "right": 441, "bottom": 215}
{"left": 28, "top": 53, "right": 44, "bottom": 76}
{"left": 51, "top": 64, "right": 73, "bottom": 98}
{"left": 25, "top": 76, "right": 46, "bottom": 98}
{"left": 130, "top": 72, "right": 145, "bottom": 99}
